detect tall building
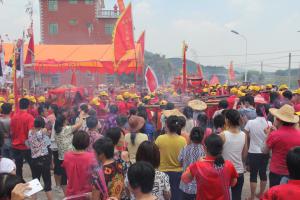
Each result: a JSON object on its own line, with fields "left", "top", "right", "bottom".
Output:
{"left": 39, "top": 0, "right": 120, "bottom": 44}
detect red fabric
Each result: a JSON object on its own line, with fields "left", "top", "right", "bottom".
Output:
{"left": 117, "top": 0, "right": 125, "bottom": 12}
{"left": 25, "top": 33, "right": 34, "bottom": 64}
{"left": 113, "top": 3, "right": 135, "bottom": 71}
{"left": 266, "top": 126, "right": 300, "bottom": 175}
{"left": 228, "top": 61, "right": 235, "bottom": 81}
{"left": 62, "top": 152, "right": 96, "bottom": 196}
{"left": 10, "top": 110, "right": 34, "bottom": 150}
{"left": 261, "top": 180, "right": 300, "bottom": 200}
{"left": 294, "top": 103, "right": 300, "bottom": 112}
{"left": 206, "top": 105, "right": 218, "bottom": 119}
{"left": 209, "top": 75, "right": 220, "bottom": 85}
{"left": 201, "top": 128, "right": 212, "bottom": 146}
{"left": 260, "top": 92, "right": 270, "bottom": 103}
{"left": 197, "top": 64, "right": 203, "bottom": 78}
{"left": 70, "top": 71, "right": 77, "bottom": 86}
{"left": 28, "top": 108, "right": 38, "bottom": 118}
{"left": 117, "top": 101, "right": 127, "bottom": 115}
{"left": 145, "top": 66, "right": 158, "bottom": 93}
{"left": 189, "top": 156, "right": 238, "bottom": 200}
{"left": 227, "top": 95, "right": 236, "bottom": 109}
{"left": 136, "top": 31, "right": 145, "bottom": 75}
{"left": 126, "top": 101, "right": 136, "bottom": 110}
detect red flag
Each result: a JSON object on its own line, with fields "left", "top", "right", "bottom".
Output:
{"left": 209, "top": 74, "right": 220, "bottom": 85}
{"left": 136, "top": 31, "right": 145, "bottom": 74}
{"left": 228, "top": 61, "right": 235, "bottom": 81}
{"left": 197, "top": 64, "right": 203, "bottom": 78}
{"left": 71, "top": 71, "right": 77, "bottom": 86}
{"left": 112, "top": 3, "right": 134, "bottom": 71}
{"left": 25, "top": 25, "right": 34, "bottom": 64}
{"left": 117, "top": 0, "right": 125, "bottom": 12}
{"left": 145, "top": 66, "right": 158, "bottom": 93}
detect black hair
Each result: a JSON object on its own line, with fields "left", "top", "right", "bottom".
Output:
{"left": 177, "top": 116, "right": 186, "bottom": 134}
{"left": 197, "top": 112, "right": 208, "bottom": 130}
{"left": 105, "top": 127, "right": 122, "bottom": 146}
{"left": 93, "top": 137, "right": 114, "bottom": 159}
{"left": 213, "top": 114, "right": 225, "bottom": 130}
{"left": 244, "top": 95, "right": 255, "bottom": 106}
{"left": 1, "top": 103, "right": 12, "bottom": 115}
{"left": 19, "top": 98, "right": 30, "bottom": 110}
{"left": 283, "top": 90, "right": 293, "bottom": 100}
{"left": 0, "top": 173, "right": 24, "bottom": 199}
{"left": 54, "top": 115, "right": 66, "bottom": 134}
{"left": 138, "top": 110, "right": 148, "bottom": 121}
{"left": 270, "top": 92, "right": 280, "bottom": 104}
{"left": 88, "top": 109, "right": 97, "bottom": 117}
{"left": 43, "top": 102, "right": 51, "bottom": 110}
{"left": 86, "top": 116, "right": 98, "bottom": 129}
{"left": 136, "top": 141, "right": 160, "bottom": 169}
{"left": 72, "top": 130, "right": 90, "bottom": 150}
{"left": 205, "top": 134, "right": 224, "bottom": 167}
{"left": 166, "top": 115, "right": 181, "bottom": 133}
{"left": 38, "top": 105, "right": 45, "bottom": 116}
{"left": 183, "top": 106, "right": 193, "bottom": 119}
{"left": 127, "top": 161, "right": 155, "bottom": 194}
{"left": 80, "top": 104, "right": 89, "bottom": 114}
{"left": 287, "top": 147, "right": 300, "bottom": 180}
{"left": 129, "top": 108, "right": 137, "bottom": 116}
{"left": 225, "top": 109, "right": 240, "bottom": 127}
{"left": 256, "top": 104, "right": 270, "bottom": 117}
{"left": 116, "top": 115, "right": 128, "bottom": 127}
{"left": 281, "top": 121, "right": 296, "bottom": 126}
{"left": 190, "top": 127, "right": 205, "bottom": 143}
{"left": 218, "top": 100, "right": 228, "bottom": 109}
{"left": 34, "top": 116, "right": 45, "bottom": 129}
{"left": 165, "top": 103, "right": 175, "bottom": 110}
{"left": 109, "top": 105, "right": 118, "bottom": 114}
{"left": 51, "top": 104, "right": 59, "bottom": 117}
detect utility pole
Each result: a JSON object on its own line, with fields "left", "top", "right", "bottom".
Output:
{"left": 260, "top": 61, "right": 263, "bottom": 74}
{"left": 288, "top": 53, "right": 291, "bottom": 88}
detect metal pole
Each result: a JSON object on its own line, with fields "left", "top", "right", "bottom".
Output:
{"left": 245, "top": 37, "right": 248, "bottom": 82}
{"left": 288, "top": 53, "right": 291, "bottom": 88}
{"left": 261, "top": 61, "right": 263, "bottom": 74}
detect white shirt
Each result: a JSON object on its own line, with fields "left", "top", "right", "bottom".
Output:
{"left": 244, "top": 117, "right": 272, "bottom": 154}
{"left": 222, "top": 130, "right": 246, "bottom": 174}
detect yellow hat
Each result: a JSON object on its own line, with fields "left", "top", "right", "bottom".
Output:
{"left": 239, "top": 86, "right": 247, "bottom": 91}
{"left": 123, "top": 92, "right": 131, "bottom": 99}
{"left": 143, "top": 95, "right": 151, "bottom": 101}
{"left": 237, "top": 90, "right": 246, "bottom": 97}
{"left": 8, "top": 94, "right": 14, "bottom": 99}
{"left": 279, "top": 84, "right": 288, "bottom": 91}
{"left": 266, "top": 84, "right": 272, "bottom": 89}
{"left": 8, "top": 99, "right": 15, "bottom": 104}
{"left": 230, "top": 87, "right": 238, "bottom": 94}
{"left": 131, "top": 93, "right": 140, "bottom": 99}
{"left": 159, "top": 100, "right": 168, "bottom": 106}
{"left": 223, "top": 84, "right": 228, "bottom": 87}
{"left": 37, "top": 96, "right": 46, "bottom": 103}
{"left": 116, "top": 95, "right": 124, "bottom": 101}
{"left": 90, "top": 97, "right": 100, "bottom": 106}
{"left": 99, "top": 91, "right": 108, "bottom": 96}
{"left": 293, "top": 88, "right": 300, "bottom": 95}
{"left": 29, "top": 96, "right": 36, "bottom": 103}
{"left": 0, "top": 96, "right": 6, "bottom": 102}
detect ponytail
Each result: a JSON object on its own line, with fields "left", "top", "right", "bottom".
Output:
{"left": 214, "top": 154, "right": 225, "bottom": 168}
{"left": 130, "top": 132, "right": 136, "bottom": 145}
{"left": 54, "top": 115, "right": 66, "bottom": 134}
{"left": 205, "top": 134, "right": 225, "bottom": 168}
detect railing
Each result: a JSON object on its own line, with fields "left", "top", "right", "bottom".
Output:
{"left": 96, "top": 9, "right": 120, "bottom": 18}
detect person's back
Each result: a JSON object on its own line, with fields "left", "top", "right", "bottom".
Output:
{"left": 125, "top": 132, "right": 148, "bottom": 163}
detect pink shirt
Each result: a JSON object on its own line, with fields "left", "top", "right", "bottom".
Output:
{"left": 62, "top": 152, "right": 97, "bottom": 196}
{"left": 266, "top": 126, "right": 300, "bottom": 175}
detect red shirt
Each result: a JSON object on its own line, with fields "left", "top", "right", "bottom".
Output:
{"left": 189, "top": 156, "right": 238, "bottom": 200}
{"left": 28, "top": 108, "right": 38, "bottom": 118}
{"left": 62, "top": 152, "right": 96, "bottom": 196}
{"left": 227, "top": 95, "right": 236, "bottom": 109}
{"left": 261, "top": 180, "right": 300, "bottom": 200}
{"left": 117, "top": 102, "right": 127, "bottom": 115}
{"left": 266, "top": 126, "right": 300, "bottom": 175}
{"left": 10, "top": 110, "right": 34, "bottom": 150}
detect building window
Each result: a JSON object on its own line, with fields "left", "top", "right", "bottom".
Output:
{"left": 85, "top": 0, "right": 94, "bottom": 4}
{"left": 49, "top": 23, "right": 58, "bottom": 35}
{"left": 68, "top": 0, "right": 78, "bottom": 4}
{"left": 48, "top": 0, "right": 58, "bottom": 11}
{"left": 104, "top": 24, "right": 115, "bottom": 35}
{"left": 69, "top": 19, "right": 78, "bottom": 26}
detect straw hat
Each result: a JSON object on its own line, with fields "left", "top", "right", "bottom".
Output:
{"left": 269, "top": 104, "right": 299, "bottom": 124}
{"left": 162, "top": 109, "right": 185, "bottom": 118}
{"left": 188, "top": 99, "right": 207, "bottom": 111}
{"left": 128, "top": 115, "right": 145, "bottom": 132}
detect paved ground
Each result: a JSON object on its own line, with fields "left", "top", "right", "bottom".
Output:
{"left": 23, "top": 164, "right": 258, "bottom": 200}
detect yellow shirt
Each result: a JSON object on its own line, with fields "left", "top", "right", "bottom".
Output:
{"left": 155, "top": 134, "right": 187, "bottom": 172}
{"left": 125, "top": 133, "right": 148, "bottom": 164}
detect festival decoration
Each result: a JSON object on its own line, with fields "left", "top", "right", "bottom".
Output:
{"left": 145, "top": 66, "right": 158, "bottom": 93}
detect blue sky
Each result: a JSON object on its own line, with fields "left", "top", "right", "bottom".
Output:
{"left": 0, "top": 0, "right": 300, "bottom": 71}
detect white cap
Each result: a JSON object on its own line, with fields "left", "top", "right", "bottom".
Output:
{"left": 0, "top": 158, "right": 16, "bottom": 174}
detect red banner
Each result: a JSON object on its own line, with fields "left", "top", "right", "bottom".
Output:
{"left": 197, "top": 63, "right": 203, "bottom": 78}
{"left": 117, "top": 0, "right": 125, "bottom": 12}
{"left": 136, "top": 31, "right": 145, "bottom": 74}
{"left": 113, "top": 3, "right": 135, "bottom": 71}
{"left": 228, "top": 61, "right": 235, "bottom": 81}
{"left": 25, "top": 30, "right": 34, "bottom": 64}
{"left": 145, "top": 66, "right": 158, "bottom": 93}
{"left": 209, "top": 74, "right": 220, "bottom": 85}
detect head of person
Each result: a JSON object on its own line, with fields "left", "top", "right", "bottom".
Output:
{"left": 177, "top": 116, "right": 186, "bottom": 134}
{"left": 183, "top": 106, "right": 193, "bottom": 119}
{"left": 86, "top": 116, "right": 98, "bottom": 130}
{"left": 0, "top": 173, "right": 24, "bottom": 199}
{"left": 88, "top": 109, "right": 97, "bottom": 117}
{"left": 50, "top": 104, "right": 59, "bottom": 116}
{"left": 205, "top": 134, "right": 224, "bottom": 167}
{"left": 19, "top": 98, "right": 30, "bottom": 110}
{"left": 116, "top": 115, "right": 128, "bottom": 128}
{"left": 137, "top": 110, "right": 148, "bottom": 121}
{"left": 105, "top": 127, "right": 123, "bottom": 146}
{"left": 243, "top": 95, "right": 255, "bottom": 107}
{"left": 213, "top": 114, "right": 225, "bottom": 131}
{"left": 54, "top": 114, "right": 67, "bottom": 134}
{"left": 270, "top": 92, "right": 280, "bottom": 104}
{"left": 129, "top": 108, "right": 137, "bottom": 116}
{"left": 80, "top": 104, "right": 89, "bottom": 114}
{"left": 165, "top": 102, "right": 175, "bottom": 110}
{"left": 137, "top": 105, "right": 146, "bottom": 113}
{"left": 190, "top": 127, "right": 205, "bottom": 144}
{"left": 256, "top": 104, "right": 270, "bottom": 117}
{"left": 38, "top": 105, "right": 48, "bottom": 117}
{"left": 128, "top": 116, "right": 145, "bottom": 145}
{"left": 109, "top": 105, "right": 118, "bottom": 114}
{"left": 197, "top": 112, "right": 208, "bottom": 127}
{"left": 166, "top": 115, "right": 181, "bottom": 134}
{"left": 34, "top": 116, "right": 45, "bottom": 129}
{"left": 225, "top": 109, "right": 241, "bottom": 128}
{"left": 72, "top": 130, "right": 90, "bottom": 151}
{"left": 283, "top": 90, "right": 293, "bottom": 101}
{"left": 1, "top": 103, "right": 12, "bottom": 115}
{"left": 136, "top": 141, "right": 160, "bottom": 169}
{"left": 218, "top": 100, "right": 228, "bottom": 110}
{"left": 270, "top": 104, "right": 299, "bottom": 128}
{"left": 127, "top": 161, "right": 155, "bottom": 196}
{"left": 286, "top": 147, "right": 300, "bottom": 180}
{"left": 93, "top": 137, "right": 114, "bottom": 162}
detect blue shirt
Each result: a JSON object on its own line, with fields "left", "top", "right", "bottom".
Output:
{"left": 144, "top": 122, "right": 155, "bottom": 142}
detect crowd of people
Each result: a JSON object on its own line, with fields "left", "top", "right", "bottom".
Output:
{"left": 0, "top": 83, "right": 300, "bottom": 200}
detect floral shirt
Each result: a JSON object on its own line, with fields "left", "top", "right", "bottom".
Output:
{"left": 26, "top": 129, "right": 51, "bottom": 159}
{"left": 178, "top": 143, "right": 205, "bottom": 194}
{"left": 55, "top": 126, "right": 74, "bottom": 160}
{"left": 87, "top": 129, "right": 102, "bottom": 152}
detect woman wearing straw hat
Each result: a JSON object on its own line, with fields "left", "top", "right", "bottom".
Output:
{"left": 187, "top": 100, "right": 207, "bottom": 127}
{"left": 263, "top": 104, "right": 300, "bottom": 187}
{"left": 124, "top": 116, "right": 148, "bottom": 164}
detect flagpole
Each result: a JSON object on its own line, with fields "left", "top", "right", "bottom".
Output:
{"left": 182, "top": 41, "right": 188, "bottom": 94}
